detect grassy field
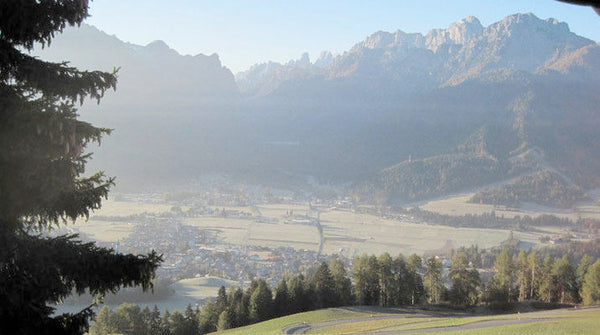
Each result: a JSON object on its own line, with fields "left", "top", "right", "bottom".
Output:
{"left": 319, "top": 209, "right": 539, "bottom": 256}
{"left": 55, "top": 276, "right": 241, "bottom": 316}
{"left": 70, "top": 191, "right": 599, "bottom": 251}
{"left": 185, "top": 217, "right": 252, "bottom": 245}
{"left": 70, "top": 196, "right": 177, "bottom": 242}
{"left": 257, "top": 203, "right": 312, "bottom": 218}
{"left": 421, "top": 193, "right": 600, "bottom": 221}
{"left": 214, "top": 308, "right": 375, "bottom": 335}
{"left": 444, "top": 316, "right": 599, "bottom": 335}
{"left": 306, "top": 316, "right": 435, "bottom": 334}
{"left": 88, "top": 197, "right": 177, "bottom": 216}
{"left": 172, "top": 276, "right": 240, "bottom": 300}
{"left": 377, "top": 309, "right": 600, "bottom": 335}
{"left": 209, "top": 307, "right": 600, "bottom": 335}
{"left": 71, "top": 220, "right": 136, "bottom": 242}
{"left": 70, "top": 199, "right": 548, "bottom": 255}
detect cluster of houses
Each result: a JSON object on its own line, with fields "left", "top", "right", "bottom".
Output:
{"left": 109, "top": 214, "right": 323, "bottom": 288}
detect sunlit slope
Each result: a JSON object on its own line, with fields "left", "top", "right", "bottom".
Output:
{"left": 212, "top": 307, "right": 600, "bottom": 335}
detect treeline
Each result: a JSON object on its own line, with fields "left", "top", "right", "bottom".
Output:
{"left": 483, "top": 248, "right": 600, "bottom": 308}
{"left": 469, "top": 170, "right": 586, "bottom": 209}
{"left": 404, "top": 207, "right": 577, "bottom": 230}
{"left": 90, "top": 249, "right": 600, "bottom": 335}
{"left": 89, "top": 259, "right": 353, "bottom": 335}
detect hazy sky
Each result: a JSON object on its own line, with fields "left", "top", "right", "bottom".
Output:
{"left": 87, "top": 1, "right": 600, "bottom": 73}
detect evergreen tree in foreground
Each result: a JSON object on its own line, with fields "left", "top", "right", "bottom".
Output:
{"left": 0, "top": 1, "right": 161, "bottom": 334}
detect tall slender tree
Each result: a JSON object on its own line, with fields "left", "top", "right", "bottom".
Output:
{"left": 330, "top": 258, "right": 353, "bottom": 306}
{"left": 577, "top": 254, "right": 592, "bottom": 290}
{"left": 217, "top": 308, "right": 234, "bottom": 331}
{"left": 88, "top": 306, "right": 115, "bottom": 335}
{"left": 538, "top": 256, "right": 555, "bottom": 303}
{"left": 377, "top": 253, "right": 394, "bottom": 306}
{"left": 551, "top": 255, "right": 578, "bottom": 303}
{"left": 449, "top": 251, "right": 480, "bottom": 306}
{"left": 528, "top": 251, "right": 540, "bottom": 300}
{"left": 248, "top": 280, "right": 273, "bottom": 323}
{"left": 392, "top": 253, "right": 409, "bottom": 305}
{"left": 273, "top": 279, "right": 290, "bottom": 317}
{"left": 353, "top": 254, "right": 380, "bottom": 305}
{"left": 423, "top": 257, "right": 444, "bottom": 304}
{"left": 310, "top": 262, "right": 337, "bottom": 309}
{"left": 516, "top": 250, "right": 531, "bottom": 301}
{"left": 406, "top": 254, "right": 424, "bottom": 305}
{"left": 287, "top": 274, "right": 310, "bottom": 313}
{"left": 0, "top": 1, "right": 161, "bottom": 334}
{"left": 228, "top": 287, "right": 248, "bottom": 328}
{"left": 581, "top": 260, "right": 600, "bottom": 305}
{"left": 490, "top": 248, "right": 516, "bottom": 303}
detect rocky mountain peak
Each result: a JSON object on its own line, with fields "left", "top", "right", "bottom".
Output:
{"left": 425, "top": 15, "right": 483, "bottom": 51}
{"left": 351, "top": 30, "right": 424, "bottom": 52}
{"left": 287, "top": 52, "right": 311, "bottom": 67}
{"left": 314, "top": 51, "right": 334, "bottom": 68}
{"left": 485, "top": 12, "right": 573, "bottom": 41}
{"left": 144, "top": 40, "right": 173, "bottom": 52}
{"left": 236, "top": 61, "right": 282, "bottom": 82}
{"left": 472, "top": 12, "right": 594, "bottom": 74}
{"left": 356, "top": 31, "right": 395, "bottom": 50}
{"left": 447, "top": 15, "right": 484, "bottom": 43}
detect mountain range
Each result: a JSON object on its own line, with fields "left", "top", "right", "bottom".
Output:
{"left": 33, "top": 13, "right": 600, "bottom": 206}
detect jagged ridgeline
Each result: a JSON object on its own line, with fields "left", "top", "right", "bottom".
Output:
{"left": 34, "top": 14, "right": 600, "bottom": 202}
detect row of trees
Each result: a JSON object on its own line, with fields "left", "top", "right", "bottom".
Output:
{"left": 90, "top": 260, "right": 352, "bottom": 335}
{"left": 403, "top": 207, "right": 586, "bottom": 231}
{"left": 486, "top": 249, "right": 600, "bottom": 306}
{"left": 91, "top": 248, "right": 600, "bottom": 334}
{"left": 90, "top": 248, "right": 600, "bottom": 335}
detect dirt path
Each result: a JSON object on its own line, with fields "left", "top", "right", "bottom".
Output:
{"left": 283, "top": 316, "right": 555, "bottom": 334}
{"left": 282, "top": 315, "right": 422, "bottom": 334}
{"left": 366, "top": 318, "right": 557, "bottom": 334}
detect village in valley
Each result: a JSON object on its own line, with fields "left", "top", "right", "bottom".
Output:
{"left": 50, "top": 177, "right": 600, "bottom": 312}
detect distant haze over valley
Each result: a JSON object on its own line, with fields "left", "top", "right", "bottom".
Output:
{"left": 34, "top": 13, "right": 600, "bottom": 205}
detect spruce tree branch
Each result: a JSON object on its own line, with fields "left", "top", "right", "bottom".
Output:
{"left": 0, "top": 40, "right": 117, "bottom": 103}
{"left": 0, "top": 0, "right": 90, "bottom": 50}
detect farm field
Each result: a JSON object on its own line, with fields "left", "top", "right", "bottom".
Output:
{"left": 71, "top": 220, "right": 137, "bottom": 242}
{"left": 172, "top": 276, "right": 240, "bottom": 300}
{"left": 87, "top": 197, "right": 178, "bottom": 216}
{"left": 318, "top": 209, "right": 538, "bottom": 256}
{"left": 420, "top": 193, "right": 600, "bottom": 221}
{"left": 70, "top": 196, "right": 177, "bottom": 242}
{"left": 185, "top": 217, "right": 252, "bottom": 245}
{"left": 69, "top": 198, "right": 549, "bottom": 256}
